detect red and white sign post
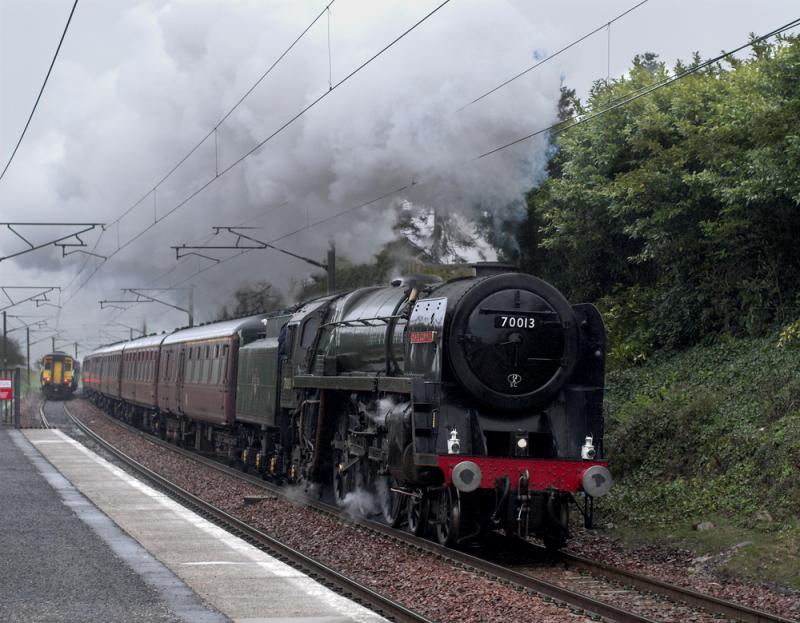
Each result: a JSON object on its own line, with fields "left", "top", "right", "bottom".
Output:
{"left": 0, "top": 379, "right": 12, "bottom": 401}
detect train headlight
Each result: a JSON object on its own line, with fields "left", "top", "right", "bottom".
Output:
{"left": 581, "top": 465, "right": 612, "bottom": 497}
{"left": 517, "top": 438, "right": 528, "bottom": 449}
{"left": 581, "top": 435, "right": 596, "bottom": 460}
{"left": 447, "top": 429, "right": 461, "bottom": 455}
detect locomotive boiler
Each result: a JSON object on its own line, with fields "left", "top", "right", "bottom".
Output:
{"left": 83, "top": 263, "right": 611, "bottom": 549}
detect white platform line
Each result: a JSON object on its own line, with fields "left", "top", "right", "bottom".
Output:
{"left": 45, "top": 428, "right": 386, "bottom": 623}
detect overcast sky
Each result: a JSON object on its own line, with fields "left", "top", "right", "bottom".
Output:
{"left": 0, "top": 0, "right": 797, "bottom": 361}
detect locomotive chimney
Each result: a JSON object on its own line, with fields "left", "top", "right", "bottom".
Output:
{"left": 471, "top": 262, "right": 518, "bottom": 277}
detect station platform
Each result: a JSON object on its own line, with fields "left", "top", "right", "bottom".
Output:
{"left": 0, "top": 428, "right": 387, "bottom": 623}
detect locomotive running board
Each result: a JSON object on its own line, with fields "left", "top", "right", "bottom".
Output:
{"left": 293, "top": 374, "right": 412, "bottom": 394}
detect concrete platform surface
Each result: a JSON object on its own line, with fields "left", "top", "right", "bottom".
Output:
{"left": 0, "top": 429, "right": 226, "bottom": 623}
{"left": 22, "top": 428, "right": 388, "bottom": 623}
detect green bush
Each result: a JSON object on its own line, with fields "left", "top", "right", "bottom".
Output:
{"left": 603, "top": 332, "right": 800, "bottom": 527}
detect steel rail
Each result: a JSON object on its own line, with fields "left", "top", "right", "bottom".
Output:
{"left": 61, "top": 402, "right": 434, "bottom": 623}
{"left": 39, "top": 400, "right": 50, "bottom": 428}
{"left": 67, "top": 399, "right": 797, "bottom": 623}
{"left": 558, "top": 550, "right": 797, "bottom": 623}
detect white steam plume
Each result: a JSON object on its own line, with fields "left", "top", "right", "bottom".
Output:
{"left": 1, "top": 0, "right": 561, "bottom": 347}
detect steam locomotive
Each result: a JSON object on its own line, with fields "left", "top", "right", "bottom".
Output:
{"left": 83, "top": 263, "right": 611, "bottom": 548}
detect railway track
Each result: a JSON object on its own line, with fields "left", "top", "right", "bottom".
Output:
{"left": 39, "top": 400, "right": 50, "bottom": 428}
{"left": 63, "top": 399, "right": 797, "bottom": 623}
{"left": 40, "top": 398, "right": 78, "bottom": 429}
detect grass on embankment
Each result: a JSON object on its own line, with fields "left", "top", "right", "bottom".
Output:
{"left": 602, "top": 333, "right": 800, "bottom": 588}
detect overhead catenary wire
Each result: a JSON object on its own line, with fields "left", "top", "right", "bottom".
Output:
{"left": 62, "top": 0, "right": 453, "bottom": 306}
{"left": 68, "top": 0, "right": 643, "bottom": 304}
{"left": 163, "top": 16, "right": 800, "bottom": 291}
{"left": 107, "top": 0, "right": 338, "bottom": 229}
{"left": 0, "top": 0, "right": 79, "bottom": 183}
{"left": 476, "top": 16, "right": 800, "bottom": 160}
{"left": 61, "top": 0, "right": 338, "bottom": 305}
{"left": 456, "top": 0, "right": 649, "bottom": 112}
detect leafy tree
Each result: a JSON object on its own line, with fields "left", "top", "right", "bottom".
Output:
{"left": 1, "top": 336, "right": 25, "bottom": 368}
{"left": 524, "top": 36, "right": 800, "bottom": 363}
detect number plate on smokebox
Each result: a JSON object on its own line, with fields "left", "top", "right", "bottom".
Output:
{"left": 494, "top": 315, "right": 536, "bottom": 329}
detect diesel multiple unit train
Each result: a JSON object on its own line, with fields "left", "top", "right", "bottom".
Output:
{"left": 83, "top": 264, "right": 611, "bottom": 548}
{"left": 40, "top": 351, "right": 79, "bottom": 399}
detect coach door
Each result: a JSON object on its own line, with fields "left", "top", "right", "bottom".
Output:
{"left": 176, "top": 349, "right": 185, "bottom": 412}
{"left": 53, "top": 359, "right": 63, "bottom": 385}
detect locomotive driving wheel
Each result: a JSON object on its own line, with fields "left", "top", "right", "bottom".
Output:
{"left": 435, "top": 486, "right": 461, "bottom": 547}
{"left": 332, "top": 414, "right": 355, "bottom": 506}
{"left": 383, "top": 478, "right": 405, "bottom": 528}
{"left": 407, "top": 490, "right": 429, "bottom": 536}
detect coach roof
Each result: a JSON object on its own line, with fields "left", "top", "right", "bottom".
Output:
{"left": 122, "top": 334, "right": 168, "bottom": 350}
{"left": 84, "top": 342, "right": 126, "bottom": 359}
{"left": 162, "top": 315, "right": 267, "bottom": 345}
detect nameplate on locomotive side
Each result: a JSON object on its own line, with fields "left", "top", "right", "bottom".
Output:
{"left": 410, "top": 330, "right": 435, "bottom": 344}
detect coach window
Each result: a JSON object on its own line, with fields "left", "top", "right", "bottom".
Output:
{"left": 211, "top": 346, "right": 219, "bottom": 384}
{"left": 220, "top": 344, "right": 229, "bottom": 383}
{"left": 188, "top": 347, "right": 194, "bottom": 383}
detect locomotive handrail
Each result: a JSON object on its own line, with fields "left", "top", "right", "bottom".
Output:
{"left": 478, "top": 307, "right": 558, "bottom": 315}
{"left": 320, "top": 314, "right": 406, "bottom": 328}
